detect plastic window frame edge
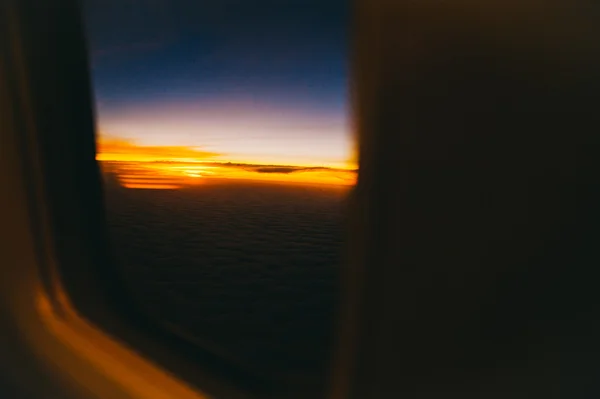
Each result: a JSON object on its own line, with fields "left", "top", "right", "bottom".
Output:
{"left": 0, "top": 1, "right": 215, "bottom": 399}
{"left": 0, "top": 1, "right": 359, "bottom": 398}
{"left": 1, "top": 82, "right": 209, "bottom": 399}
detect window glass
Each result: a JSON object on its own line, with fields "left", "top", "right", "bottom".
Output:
{"left": 84, "top": 0, "right": 354, "bottom": 381}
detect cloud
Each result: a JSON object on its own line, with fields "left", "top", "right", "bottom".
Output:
{"left": 199, "top": 162, "right": 355, "bottom": 175}
{"left": 249, "top": 166, "right": 329, "bottom": 174}
{"left": 252, "top": 167, "right": 301, "bottom": 174}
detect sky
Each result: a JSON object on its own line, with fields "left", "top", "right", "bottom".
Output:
{"left": 83, "top": 0, "right": 353, "bottom": 172}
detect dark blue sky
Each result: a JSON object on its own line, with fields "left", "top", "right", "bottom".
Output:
{"left": 84, "top": 0, "right": 352, "bottom": 167}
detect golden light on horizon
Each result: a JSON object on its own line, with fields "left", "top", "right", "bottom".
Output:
{"left": 97, "top": 137, "right": 357, "bottom": 189}
{"left": 100, "top": 160, "right": 356, "bottom": 189}
{"left": 96, "top": 137, "right": 221, "bottom": 163}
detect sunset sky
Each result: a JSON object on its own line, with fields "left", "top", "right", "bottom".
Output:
{"left": 84, "top": 0, "right": 354, "bottom": 186}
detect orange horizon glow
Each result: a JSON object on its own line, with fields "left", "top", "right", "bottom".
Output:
{"left": 97, "top": 137, "right": 357, "bottom": 189}
{"left": 97, "top": 136, "right": 356, "bottom": 169}
{"left": 96, "top": 137, "right": 222, "bottom": 163}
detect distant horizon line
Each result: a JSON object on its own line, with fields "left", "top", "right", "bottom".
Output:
{"left": 98, "top": 159, "right": 358, "bottom": 173}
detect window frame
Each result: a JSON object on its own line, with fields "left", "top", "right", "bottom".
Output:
{"left": 2, "top": 0, "right": 335, "bottom": 398}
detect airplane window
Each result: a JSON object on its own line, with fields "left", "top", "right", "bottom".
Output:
{"left": 83, "top": 0, "right": 354, "bottom": 384}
